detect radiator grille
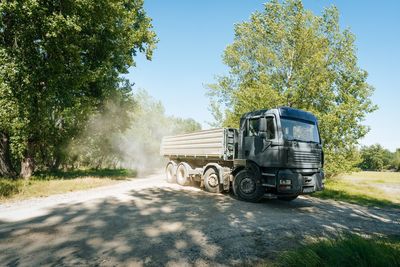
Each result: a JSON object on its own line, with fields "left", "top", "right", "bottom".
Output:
{"left": 290, "top": 151, "right": 321, "bottom": 164}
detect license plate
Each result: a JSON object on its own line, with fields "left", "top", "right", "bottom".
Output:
{"left": 303, "top": 187, "right": 315, "bottom": 193}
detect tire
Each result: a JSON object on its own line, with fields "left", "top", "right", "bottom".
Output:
{"left": 176, "top": 163, "right": 190, "bottom": 186}
{"left": 165, "top": 162, "right": 176, "bottom": 183}
{"left": 277, "top": 196, "right": 298, "bottom": 201}
{"left": 233, "top": 169, "right": 265, "bottom": 202}
{"left": 204, "top": 168, "right": 221, "bottom": 193}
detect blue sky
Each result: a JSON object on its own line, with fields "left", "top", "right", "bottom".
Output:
{"left": 126, "top": 0, "right": 400, "bottom": 151}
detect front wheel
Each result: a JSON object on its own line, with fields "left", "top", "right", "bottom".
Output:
{"left": 233, "top": 169, "right": 265, "bottom": 202}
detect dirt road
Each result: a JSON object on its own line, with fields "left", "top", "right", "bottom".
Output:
{"left": 1, "top": 172, "right": 399, "bottom": 266}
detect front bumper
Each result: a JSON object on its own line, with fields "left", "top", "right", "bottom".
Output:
{"left": 276, "top": 169, "right": 324, "bottom": 195}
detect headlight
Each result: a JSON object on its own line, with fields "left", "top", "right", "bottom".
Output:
{"left": 280, "top": 179, "right": 292, "bottom": 185}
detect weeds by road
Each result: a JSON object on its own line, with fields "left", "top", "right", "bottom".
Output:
{"left": 314, "top": 171, "right": 400, "bottom": 208}
{"left": 277, "top": 234, "right": 400, "bottom": 267}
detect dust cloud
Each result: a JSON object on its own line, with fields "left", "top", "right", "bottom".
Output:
{"left": 67, "top": 89, "right": 201, "bottom": 174}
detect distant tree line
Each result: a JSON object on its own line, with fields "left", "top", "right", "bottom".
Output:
{"left": 358, "top": 145, "right": 400, "bottom": 172}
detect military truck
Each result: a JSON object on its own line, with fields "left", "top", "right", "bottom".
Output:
{"left": 160, "top": 107, "right": 324, "bottom": 202}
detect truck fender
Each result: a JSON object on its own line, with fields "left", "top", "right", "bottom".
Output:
{"left": 232, "top": 160, "right": 261, "bottom": 179}
{"left": 231, "top": 166, "right": 245, "bottom": 178}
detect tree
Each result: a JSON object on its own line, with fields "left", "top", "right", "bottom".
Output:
{"left": 358, "top": 144, "right": 393, "bottom": 171}
{"left": 392, "top": 149, "right": 400, "bottom": 171}
{"left": 0, "top": 0, "right": 157, "bottom": 178}
{"left": 208, "top": 0, "right": 376, "bottom": 175}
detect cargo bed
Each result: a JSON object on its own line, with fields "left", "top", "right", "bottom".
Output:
{"left": 160, "top": 128, "right": 236, "bottom": 160}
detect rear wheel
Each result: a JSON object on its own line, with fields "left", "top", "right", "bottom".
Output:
{"left": 176, "top": 163, "right": 190, "bottom": 186}
{"left": 233, "top": 169, "right": 264, "bottom": 202}
{"left": 165, "top": 162, "right": 176, "bottom": 183}
{"left": 277, "top": 196, "right": 298, "bottom": 201}
{"left": 204, "top": 168, "right": 221, "bottom": 193}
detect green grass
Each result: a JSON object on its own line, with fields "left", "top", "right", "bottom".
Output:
{"left": 277, "top": 234, "right": 400, "bottom": 267}
{"left": 314, "top": 171, "right": 400, "bottom": 208}
{"left": 0, "top": 168, "right": 136, "bottom": 202}
{"left": 34, "top": 168, "right": 137, "bottom": 180}
{"left": 0, "top": 179, "right": 23, "bottom": 197}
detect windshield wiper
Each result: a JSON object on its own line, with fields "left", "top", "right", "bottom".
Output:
{"left": 287, "top": 138, "right": 317, "bottom": 144}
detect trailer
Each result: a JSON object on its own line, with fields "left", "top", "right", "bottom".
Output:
{"left": 160, "top": 106, "right": 324, "bottom": 202}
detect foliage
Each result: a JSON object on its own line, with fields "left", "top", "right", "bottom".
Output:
{"left": 391, "top": 149, "right": 400, "bottom": 171}
{"left": 68, "top": 89, "right": 202, "bottom": 172}
{"left": 0, "top": 0, "right": 157, "bottom": 177}
{"left": 207, "top": 0, "right": 376, "bottom": 176}
{"left": 358, "top": 144, "right": 394, "bottom": 171}
{"left": 65, "top": 81, "right": 136, "bottom": 169}
{"left": 313, "top": 171, "right": 400, "bottom": 208}
{"left": 113, "top": 89, "right": 202, "bottom": 171}
{"left": 0, "top": 178, "right": 23, "bottom": 197}
{"left": 278, "top": 234, "right": 400, "bottom": 267}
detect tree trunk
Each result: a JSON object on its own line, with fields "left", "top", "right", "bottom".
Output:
{"left": 0, "top": 132, "right": 16, "bottom": 178}
{"left": 20, "top": 156, "right": 34, "bottom": 179}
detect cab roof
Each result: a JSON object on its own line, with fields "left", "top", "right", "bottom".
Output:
{"left": 241, "top": 106, "right": 318, "bottom": 123}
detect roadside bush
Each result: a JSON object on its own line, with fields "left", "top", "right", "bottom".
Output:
{"left": 0, "top": 179, "right": 23, "bottom": 198}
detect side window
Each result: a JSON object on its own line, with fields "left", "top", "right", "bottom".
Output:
{"left": 248, "top": 118, "right": 260, "bottom": 137}
{"left": 266, "top": 117, "right": 276, "bottom": 139}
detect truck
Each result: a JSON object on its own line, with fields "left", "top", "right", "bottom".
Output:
{"left": 160, "top": 106, "right": 324, "bottom": 202}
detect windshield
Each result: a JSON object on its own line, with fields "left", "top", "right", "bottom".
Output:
{"left": 281, "top": 117, "right": 320, "bottom": 143}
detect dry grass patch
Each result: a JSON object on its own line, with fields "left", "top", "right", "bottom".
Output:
{"left": 0, "top": 169, "right": 135, "bottom": 202}
{"left": 314, "top": 171, "right": 400, "bottom": 208}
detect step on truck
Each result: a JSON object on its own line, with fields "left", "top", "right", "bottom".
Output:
{"left": 160, "top": 106, "right": 324, "bottom": 202}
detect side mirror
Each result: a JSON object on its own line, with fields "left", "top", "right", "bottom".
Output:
{"left": 259, "top": 118, "right": 267, "bottom": 139}
{"left": 259, "top": 117, "right": 267, "bottom": 132}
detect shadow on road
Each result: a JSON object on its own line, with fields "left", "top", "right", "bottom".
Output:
{"left": 0, "top": 187, "right": 399, "bottom": 266}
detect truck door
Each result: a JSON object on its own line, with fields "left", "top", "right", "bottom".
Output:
{"left": 243, "top": 116, "right": 280, "bottom": 167}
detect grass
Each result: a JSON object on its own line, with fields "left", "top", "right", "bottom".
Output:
{"left": 0, "top": 168, "right": 136, "bottom": 202}
{"left": 34, "top": 168, "right": 137, "bottom": 180}
{"left": 314, "top": 171, "right": 400, "bottom": 208}
{"left": 277, "top": 234, "right": 400, "bottom": 267}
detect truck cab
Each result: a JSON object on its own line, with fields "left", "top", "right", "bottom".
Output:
{"left": 233, "top": 107, "right": 324, "bottom": 201}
